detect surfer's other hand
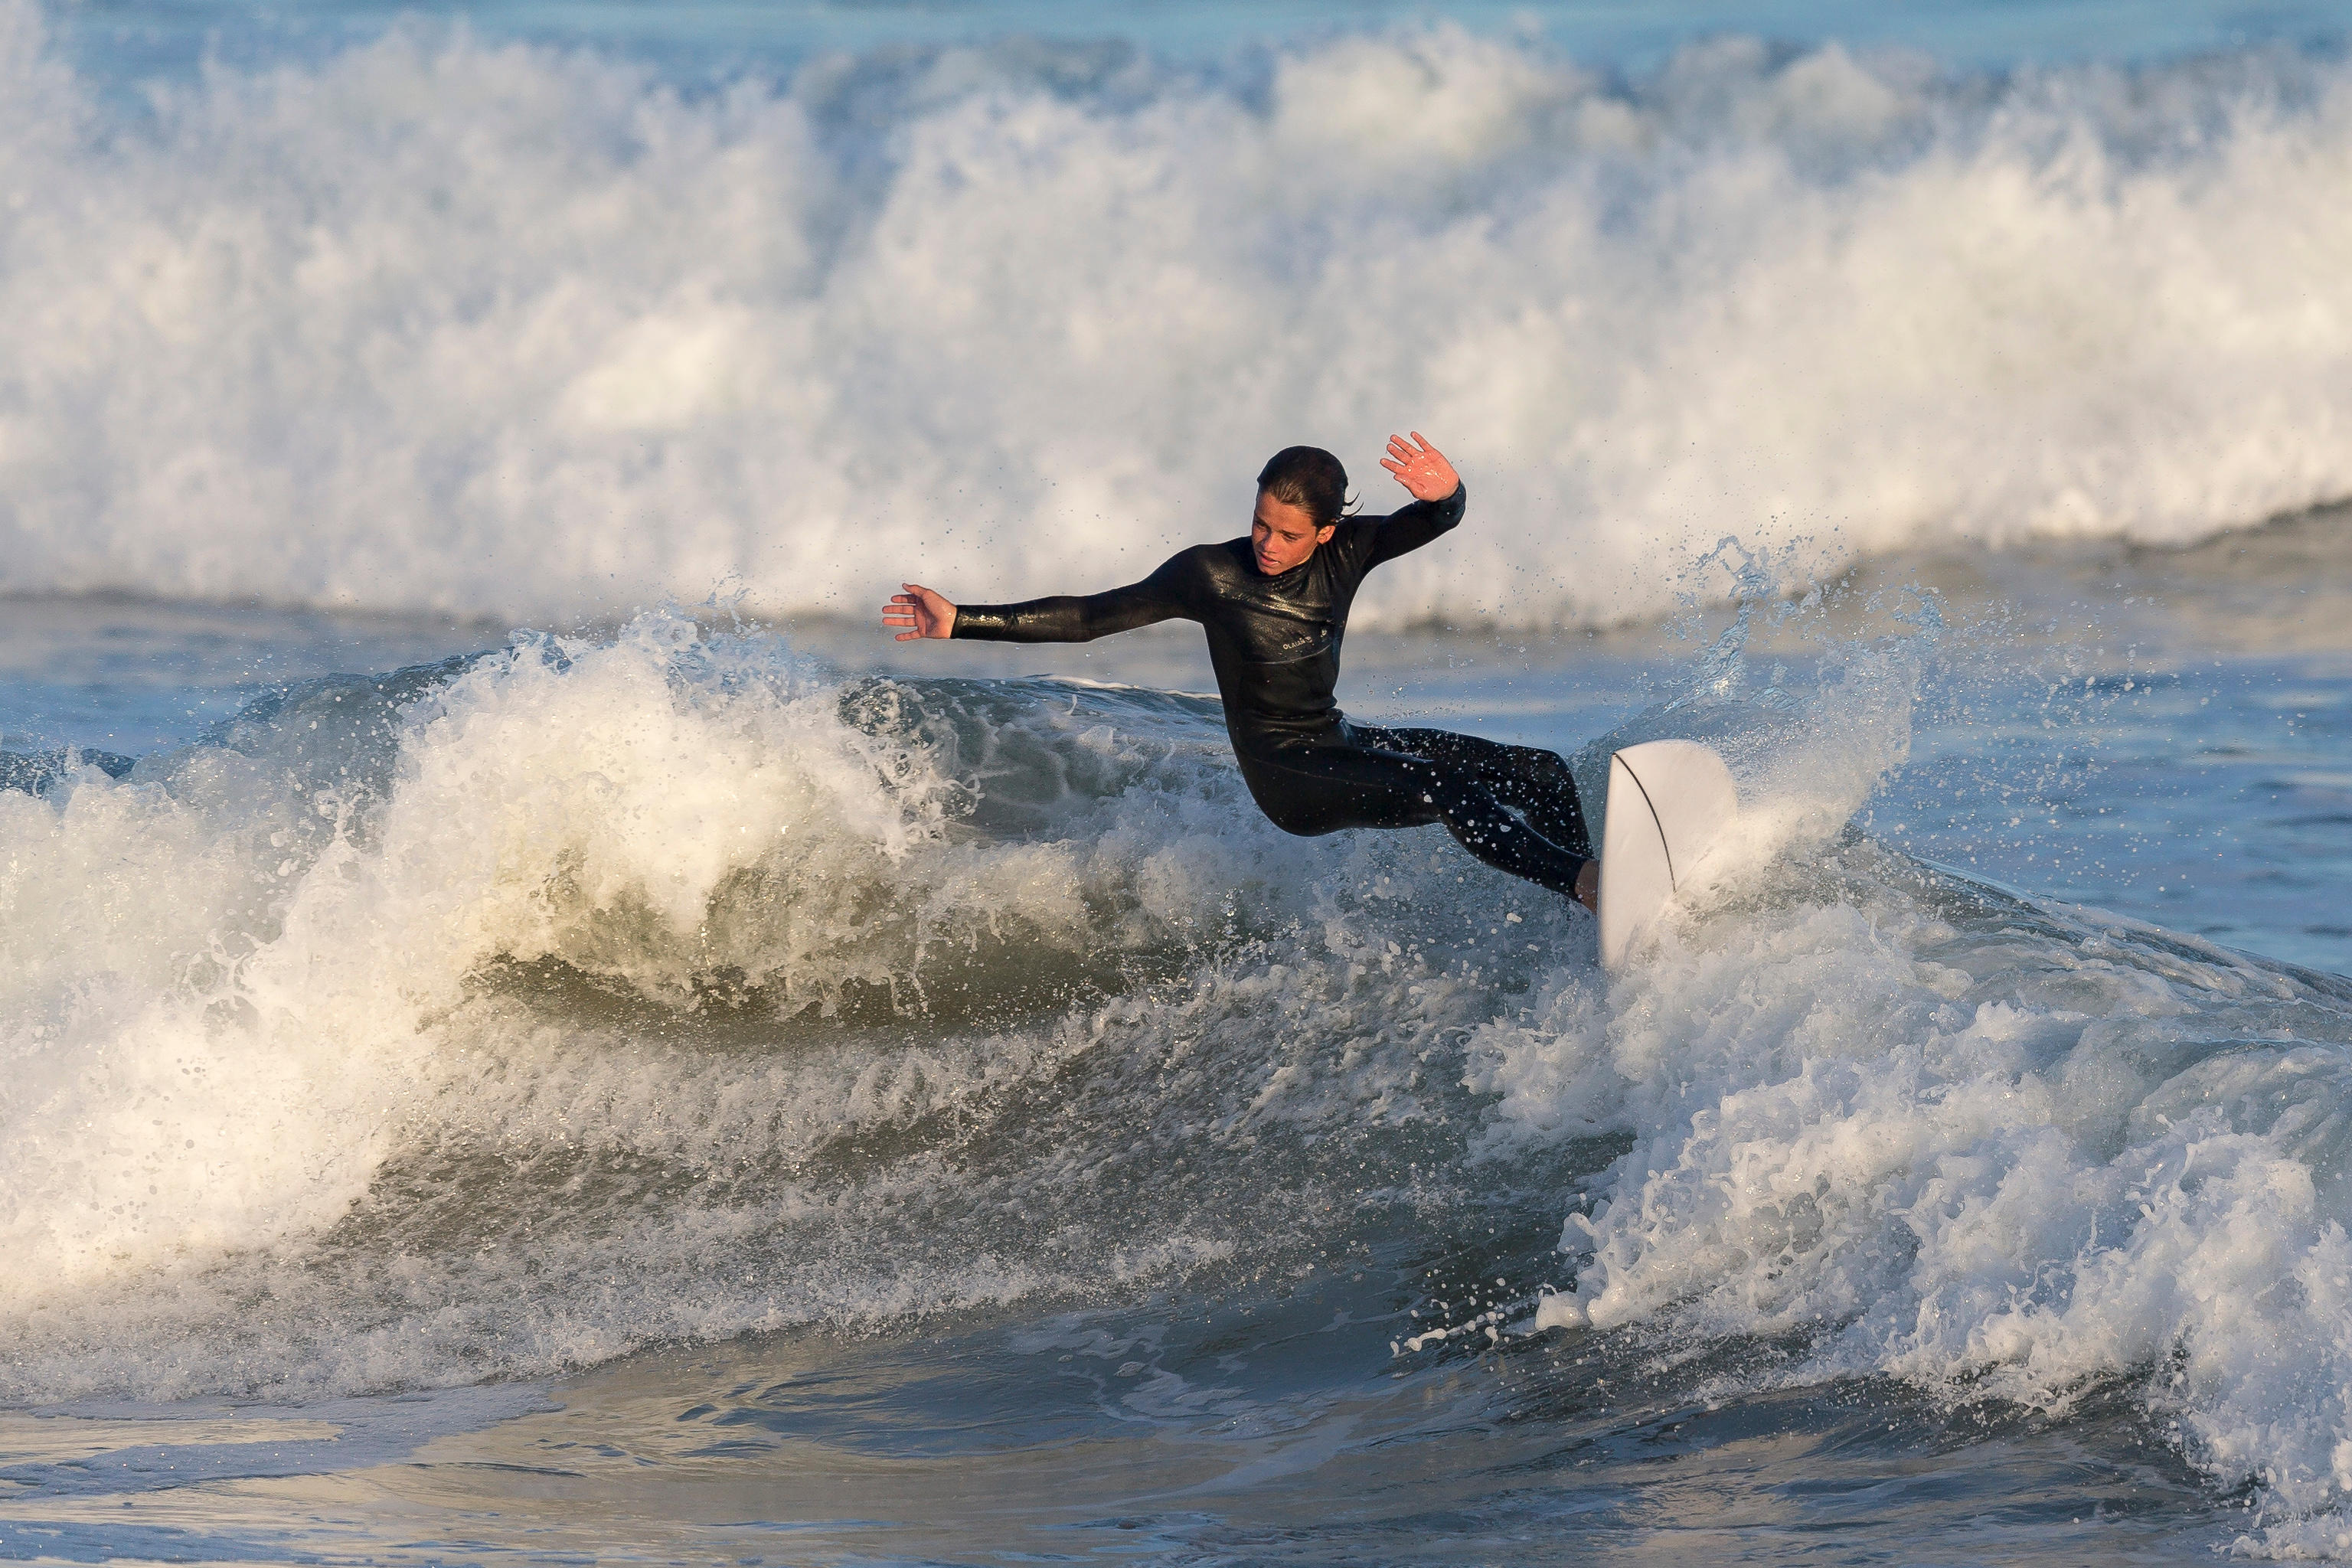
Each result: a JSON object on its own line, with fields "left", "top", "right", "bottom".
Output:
{"left": 1378, "top": 431, "right": 1459, "bottom": 501}
{"left": 884, "top": 584, "right": 957, "bottom": 640}
{"left": 1575, "top": 858, "right": 1599, "bottom": 913}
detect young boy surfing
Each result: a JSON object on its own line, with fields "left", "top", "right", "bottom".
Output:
{"left": 882, "top": 434, "right": 1598, "bottom": 910}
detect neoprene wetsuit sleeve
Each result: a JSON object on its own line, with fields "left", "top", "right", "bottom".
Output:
{"left": 1361, "top": 482, "right": 1467, "bottom": 570}
{"left": 951, "top": 552, "right": 1194, "bottom": 642}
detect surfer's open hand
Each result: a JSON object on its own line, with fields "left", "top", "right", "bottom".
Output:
{"left": 1378, "top": 432, "right": 1459, "bottom": 501}
{"left": 884, "top": 583, "right": 957, "bottom": 640}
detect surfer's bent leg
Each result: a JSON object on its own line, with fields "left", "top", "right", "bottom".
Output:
{"left": 1238, "top": 727, "right": 1590, "bottom": 899}
{"left": 1365, "top": 727, "right": 1591, "bottom": 861}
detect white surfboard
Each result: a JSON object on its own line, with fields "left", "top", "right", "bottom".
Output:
{"left": 1597, "top": 740, "right": 1739, "bottom": 970}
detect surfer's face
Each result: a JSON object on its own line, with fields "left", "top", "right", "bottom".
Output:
{"left": 1250, "top": 490, "right": 1334, "bottom": 575}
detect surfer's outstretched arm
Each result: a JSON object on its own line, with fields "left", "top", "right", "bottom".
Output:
{"left": 883, "top": 556, "right": 1194, "bottom": 644}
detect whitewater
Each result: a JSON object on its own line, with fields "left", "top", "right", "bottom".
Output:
{"left": 2, "top": 1, "right": 2350, "bottom": 1563}
{"left": 2, "top": 0, "right": 2350, "bottom": 625}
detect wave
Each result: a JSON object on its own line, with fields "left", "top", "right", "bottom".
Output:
{"left": 1483, "top": 869, "right": 2352, "bottom": 1557}
{"left": 5, "top": 603, "right": 2352, "bottom": 1549}
{"left": 0, "top": 610, "right": 1530, "bottom": 1396}
{"left": 0, "top": 4, "right": 2347, "bottom": 626}
{"left": 0, "top": 597, "right": 1906, "bottom": 1400}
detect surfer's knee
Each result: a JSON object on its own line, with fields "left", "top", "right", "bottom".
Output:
{"left": 1521, "top": 745, "right": 1576, "bottom": 782}
{"left": 1246, "top": 785, "right": 1350, "bottom": 837}
{"left": 1250, "top": 797, "right": 1325, "bottom": 836}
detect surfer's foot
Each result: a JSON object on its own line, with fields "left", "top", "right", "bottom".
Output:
{"left": 1573, "top": 858, "right": 1599, "bottom": 913}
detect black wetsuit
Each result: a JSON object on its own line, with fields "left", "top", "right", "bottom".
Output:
{"left": 952, "top": 484, "right": 1591, "bottom": 897}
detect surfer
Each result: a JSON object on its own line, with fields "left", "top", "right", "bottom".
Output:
{"left": 883, "top": 434, "right": 1598, "bottom": 910}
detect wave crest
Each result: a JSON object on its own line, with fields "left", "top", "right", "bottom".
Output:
{"left": 2, "top": 8, "right": 2347, "bottom": 622}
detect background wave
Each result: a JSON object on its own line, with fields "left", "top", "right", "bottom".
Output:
{"left": 1, "top": 2, "right": 2347, "bottom": 626}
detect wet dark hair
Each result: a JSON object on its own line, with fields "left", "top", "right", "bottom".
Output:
{"left": 1255, "top": 446, "right": 1353, "bottom": 530}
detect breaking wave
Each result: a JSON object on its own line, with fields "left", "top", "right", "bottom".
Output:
{"left": 2, "top": 604, "right": 2350, "bottom": 1557}
{"left": 1, "top": 3, "right": 2348, "bottom": 625}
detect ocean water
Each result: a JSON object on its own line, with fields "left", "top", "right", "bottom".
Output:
{"left": 4, "top": 1, "right": 2352, "bottom": 1562}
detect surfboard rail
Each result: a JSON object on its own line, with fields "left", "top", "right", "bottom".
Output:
{"left": 1596, "top": 740, "right": 1739, "bottom": 970}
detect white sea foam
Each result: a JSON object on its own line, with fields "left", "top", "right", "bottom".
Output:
{"left": 8, "top": 588, "right": 2352, "bottom": 1545}
{"left": 0, "top": 580, "right": 1909, "bottom": 1401}
{"left": 1482, "top": 845, "right": 2352, "bottom": 1553}
{"left": 0, "top": 5, "right": 2347, "bottom": 625}
{"left": 0, "top": 610, "right": 1509, "bottom": 1400}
